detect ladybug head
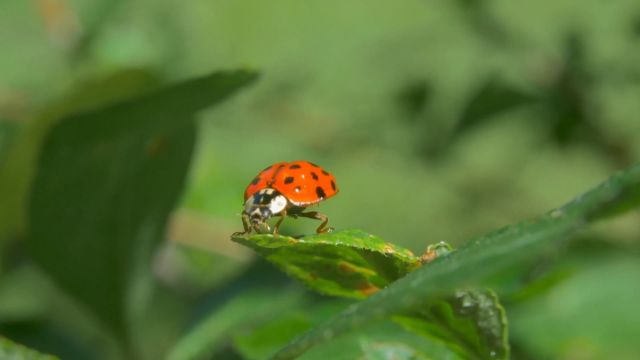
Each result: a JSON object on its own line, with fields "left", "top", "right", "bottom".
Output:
{"left": 243, "top": 188, "right": 288, "bottom": 225}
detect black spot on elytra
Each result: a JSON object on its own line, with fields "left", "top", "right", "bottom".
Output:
{"left": 316, "top": 186, "right": 326, "bottom": 199}
{"left": 284, "top": 176, "right": 294, "bottom": 184}
{"left": 310, "top": 172, "right": 319, "bottom": 180}
{"left": 330, "top": 180, "right": 336, "bottom": 191}
{"left": 321, "top": 170, "right": 329, "bottom": 176}
{"left": 251, "top": 177, "right": 260, "bottom": 185}
{"left": 308, "top": 162, "right": 319, "bottom": 167}
{"left": 289, "top": 164, "right": 301, "bottom": 169}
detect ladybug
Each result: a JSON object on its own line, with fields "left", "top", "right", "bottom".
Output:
{"left": 236, "top": 160, "right": 339, "bottom": 235}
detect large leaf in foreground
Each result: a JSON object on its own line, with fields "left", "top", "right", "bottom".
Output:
{"left": 0, "top": 69, "right": 161, "bottom": 274}
{"left": 272, "top": 163, "right": 640, "bottom": 359}
{"left": 232, "top": 310, "right": 461, "bottom": 360}
{"left": 28, "top": 70, "right": 258, "bottom": 346}
{"left": 168, "top": 287, "right": 305, "bottom": 360}
{"left": 233, "top": 232, "right": 509, "bottom": 358}
{"left": 232, "top": 229, "right": 419, "bottom": 298}
{"left": 397, "top": 289, "right": 508, "bottom": 359}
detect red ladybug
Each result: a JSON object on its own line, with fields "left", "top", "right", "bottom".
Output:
{"left": 237, "top": 160, "right": 339, "bottom": 235}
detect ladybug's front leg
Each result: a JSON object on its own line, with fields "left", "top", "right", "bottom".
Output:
{"left": 273, "top": 209, "right": 287, "bottom": 236}
{"left": 233, "top": 213, "right": 252, "bottom": 236}
{"left": 298, "top": 211, "right": 333, "bottom": 233}
{"left": 255, "top": 221, "right": 268, "bottom": 234}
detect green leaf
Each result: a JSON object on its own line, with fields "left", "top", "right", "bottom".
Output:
{"left": 233, "top": 231, "right": 508, "bottom": 358}
{"left": 230, "top": 300, "right": 467, "bottom": 360}
{"left": 231, "top": 229, "right": 420, "bottom": 299}
{"left": 359, "top": 338, "right": 430, "bottom": 360}
{"left": 271, "top": 163, "right": 640, "bottom": 359}
{"left": 27, "top": 70, "right": 258, "bottom": 351}
{"left": 229, "top": 299, "right": 356, "bottom": 360}
{"left": 300, "top": 320, "right": 461, "bottom": 360}
{"left": 168, "top": 287, "right": 305, "bottom": 360}
{"left": 396, "top": 289, "right": 508, "bottom": 360}
{"left": 0, "top": 120, "right": 19, "bottom": 167}
{"left": 510, "top": 254, "right": 640, "bottom": 359}
{"left": 0, "top": 69, "right": 162, "bottom": 242}
{"left": 0, "top": 337, "right": 59, "bottom": 360}
{"left": 233, "top": 314, "right": 312, "bottom": 360}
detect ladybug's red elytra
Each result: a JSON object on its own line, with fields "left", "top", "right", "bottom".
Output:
{"left": 236, "top": 160, "right": 339, "bottom": 235}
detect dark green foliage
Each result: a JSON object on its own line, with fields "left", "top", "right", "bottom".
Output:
{"left": 396, "top": 79, "right": 432, "bottom": 119}
{"left": 233, "top": 314, "right": 312, "bottom": 360}
{"left": 453, "top": 78, "right": 537, "bottom": 139}
{"left": 397, "top": 290, "right": 508, "bottom": 359}
{"left": 27, "top": 70, "right": 257, "bottom": 353}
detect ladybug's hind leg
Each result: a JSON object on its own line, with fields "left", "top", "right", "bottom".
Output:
{"left": 298, "top": 211, "right": 333, "bottom": 234}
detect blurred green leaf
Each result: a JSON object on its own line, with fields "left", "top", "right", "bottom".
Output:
{"left": 158, "top": 243, "right": 247, "bottom": 295}
{"left": 271, "top": 163, "right": 640, "bottom": 359}
{"left": 232, "top": 301, "right": 462, "bottom": 360}
{"left": 27, "top": 70, "right": 258, "bottom": 352}
{"left": 168, "top": 287, "right": 305, "bottom": 360}
{"left": 0, "top": 265, "right": 50, "bottom": 323}
{"left": 396, "top": 289, "right": 508, "bottom": 360}
{"left": 542, "top": 33, "right": 592, "bottom": 147}
{"left": 0, "top": 69, "right": 164, "bottom": 277}
{"left": 0, "top": 336, "right": 58, "bottom": 360}
{"left": 359, "top": 338, "right": 430, "bottom": 360}
{"left": 500, "top": 265, "right": 574, "bottom": 305}
{"left": 0, "top": 121, "right": 19, "bottom": 167}
{"left": 396, "top": 79, "right": 432, "bottom": 119}
{"left": 453, "top": 77, "right": 537, "bottom": 139}
{"left": 229, "top": 300, "right": 340, "bottom": 359}
{"left": 233, "top": 314, "right": 312, "bottom": 360}
{"left": 301, "top": 319, "right": 461, "bottom": 360}
{"left": 510, "top": 254, "right": 640, "bottom": 359}
{"left": 585, "top": 171, "right": 640, "bottom": 222}
{"left": 231, "top": 229, "right": 420, "bottom": 299}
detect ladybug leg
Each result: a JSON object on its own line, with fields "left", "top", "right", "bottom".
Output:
{"left": 298, "top": 211, "right": 333, "bottom": 234}
{"left": 273, "top": 209, "right": 287, "bottom": 236}
{"left": 233, "top": 213, "right": 252, "bottom": 236}
{"left": 255, "top": 221, "right": 268, "bottom": 233}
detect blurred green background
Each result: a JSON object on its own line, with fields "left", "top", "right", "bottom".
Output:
{"left": 1, "top": 0, "right": 639, "bottom": 359}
